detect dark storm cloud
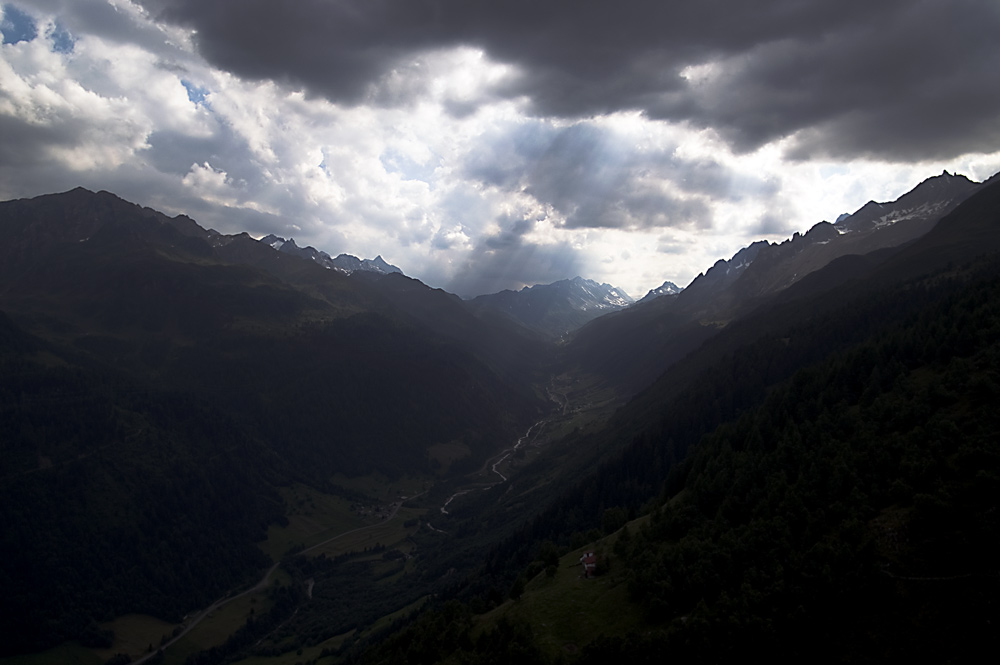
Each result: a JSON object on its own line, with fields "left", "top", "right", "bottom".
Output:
{"left": 136, "top": 0, "right": 1000, "bottom": 162}
{"left": 0, "top": 113, "right": 85, "bottom": 192}
{"left": 463, "top": 120, "right": 771, "bottom": 229}
{"left": 653, "top": 2, "right": 1000, "bottom": 161}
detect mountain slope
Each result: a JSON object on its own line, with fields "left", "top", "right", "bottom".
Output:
{"left": 562, "top": 171, "right": 988, "bottom": 398}
{"left": 0, "top": 318, "right": 285, "bottom": 654}
{"left": 0, "top": 188, "right": 547, "bottom": 478}
{"left": 606, "top": 261, "right": 1000, "bottom": 662}
{"left": 2, "top": 173, "right": 996, "bottom": 662}
{"left": 727, "top": 170, "right": 982, "bottom": 306}
{"left": 0, "top": 188, "right": 551, "bottom": 656}
{"left": 356, "top": 172, "right": 1000, "bottom": 665}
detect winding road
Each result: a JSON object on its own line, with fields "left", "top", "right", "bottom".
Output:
{"left": 438, "top": 418, "right": 546, "bottom": 515}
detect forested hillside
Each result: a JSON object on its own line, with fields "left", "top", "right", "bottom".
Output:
{"left": 0, "top": 190, "right": 551, "bottom": 657}
{"left": 611, "top": 258, "right": 1000, "bottom": 662}
{"left": 1, "top": 176, "right": 998, "bottom": 664}
{"left": 356, "top": 180, "right": 1000, "bottom": 664}
{"left": 0, "top": 324, "right": 284, "bottom": 654}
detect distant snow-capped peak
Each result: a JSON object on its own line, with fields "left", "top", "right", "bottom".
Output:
{"left": 641, "top": 280, "right": 683, "bottom": 302}
{"left": 566, "top": 276, "right": 635, "bottom": 310}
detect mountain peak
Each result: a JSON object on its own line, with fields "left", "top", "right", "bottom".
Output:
{"left": 639, "top": 280, "right": 683, "bottom": 303}
{"left": 366, "top": 255, "right": 402, "bottom": 274}
{"left": 472, "top": 276, "right": 634, "bottom": 337}
{"left": 835, "top": 171, "right": 981, "bottom": 236}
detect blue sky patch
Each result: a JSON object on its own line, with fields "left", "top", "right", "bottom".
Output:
{"left": 49, "top": 22, "right": 74, "bottom": 53}
{"left": 182, "top": 80, "right": 209, "bottom": 105}
{"left": 1, "top": 4, "right": 37, "bottom": 45}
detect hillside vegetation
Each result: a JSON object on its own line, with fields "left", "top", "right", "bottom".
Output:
{"left": 355, "top": 183, "right": 1000, "bottom": 664}
{"left": 1, "top": 176, "right": 998, "bottom": 663}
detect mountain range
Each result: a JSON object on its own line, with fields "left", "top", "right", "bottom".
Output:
{"left": 562, "top": 169, "right": 989, "bottom": 396}
{"left": 1, "top": 169, "right": 998, "bottom": 663}
{"left": 0, "top": 187, "right": 552, "bottom": 655}
{"left": 260, "top": 234, "right": 403, "bottom": 276}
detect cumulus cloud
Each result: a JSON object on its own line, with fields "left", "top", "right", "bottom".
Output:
{"left": 16, "top": 0, "right": 195, "bottom": 60}
{"left": 462, "top": 119, "right": 757, "bottom": 231}
{"left": 0, "top": 30, "right": 156, "bottom": 187}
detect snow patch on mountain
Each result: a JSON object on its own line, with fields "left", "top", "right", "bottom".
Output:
{"left": 870, "top": 200, "right": 951, "bottom": 229}
{"left": 563, "top": 276, "right": 635, "bottom": 310}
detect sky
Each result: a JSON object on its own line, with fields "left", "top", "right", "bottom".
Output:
{"left": 2, "top": 1, "right": 999, "bottom": 299}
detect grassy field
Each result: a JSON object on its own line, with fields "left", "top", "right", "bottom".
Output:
{"left": 478, "top": 526, "right": 649, "bottom": 660}
{"left": 302, "top": 504, "right": 426, "bottom": 558}
{"left": 259, "top": 484, "right": 369, "bottom": 561}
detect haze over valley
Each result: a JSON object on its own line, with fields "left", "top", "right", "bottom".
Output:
{"left": 2, "top": 167, "right": 999, "bottom": 663}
